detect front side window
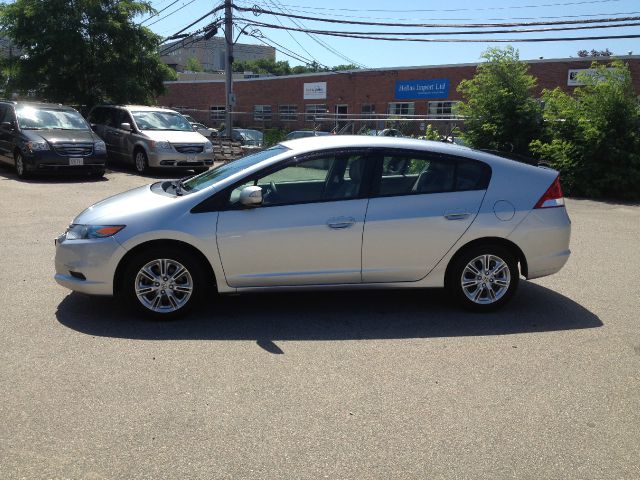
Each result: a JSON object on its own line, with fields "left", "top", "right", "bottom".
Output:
{"left": 228, "top": 153, "right": 369, "bottom": 207}
{"left": 130, "top": 111, "right": 192, "bottom": 131}
{"left": 16, "top": 106, "right": 90, "bottom": 131}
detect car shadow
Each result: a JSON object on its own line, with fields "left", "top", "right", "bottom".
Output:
{"left": 0, "top": 163, "right": 108, "bottom": 183}
{"left": 56, "top": 282, "right": 602, "bottom": 350}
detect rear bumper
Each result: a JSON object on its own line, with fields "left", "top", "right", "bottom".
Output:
{"left": 508, "top": 207, "right": 571, "bottom": 279}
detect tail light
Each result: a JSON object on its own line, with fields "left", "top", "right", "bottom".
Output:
{"left": 534, "top": 176, "right": 564, "bottom": 209}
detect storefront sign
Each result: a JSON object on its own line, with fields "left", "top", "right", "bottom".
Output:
{"left": 395, "top": 79, "right": 449, "bottom": 99}
{"left": 568, "top": 68, "right": 616, "bottom": 86}
{"left": 304, "top": 82, "right": 327, "bottom": 100}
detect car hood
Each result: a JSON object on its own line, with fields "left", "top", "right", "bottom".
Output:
{"left": 73, "top": 183, "right": 177, "bottom": 225}
{"left": 141, "top": 130, "right": 208, "bottom": 143}
{"left": 25, "top": 129, "right": 98, "bottom": 143}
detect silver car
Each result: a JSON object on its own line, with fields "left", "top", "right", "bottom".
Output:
{"left": 54, "top": 136, "right": 571, "bottom": 318}
{"left": 87, "top": 105, "right": 214, "bottom": 174}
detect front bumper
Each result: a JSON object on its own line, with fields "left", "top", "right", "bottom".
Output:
{"left": 26, "top": 151, "right": 107, "bottom": 173}
{"left": 54, "top": 234, "right": 127, "bottom": 296}
{"left": 147, "top": 150, "right": 214, "bottom": 168}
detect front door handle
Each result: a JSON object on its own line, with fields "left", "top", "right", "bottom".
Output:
{"left": 444, "top": 212, "right": 471, "bottom": 220}
{"left": 327, "top": 216, "right": 356, "bottom": 229}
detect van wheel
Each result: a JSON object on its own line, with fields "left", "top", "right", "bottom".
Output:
{"left": 134, "top": 149, "right": 149, "bottom": 174}
{"left": 447, "top": 245, "right": 519, "bottom": 312}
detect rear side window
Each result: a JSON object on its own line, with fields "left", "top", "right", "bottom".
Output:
{"left": 88, "top": 107, "right": 109, "bottom": 124}
{"left": 376, "top": 152, "right": 490, "bottom": 197}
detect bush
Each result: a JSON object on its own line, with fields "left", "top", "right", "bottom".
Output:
{"left": 263, "top": 128, "right": 286, "bottom": 147}
{"left": 530, "top": 61, "right": 640, "bottom": 199}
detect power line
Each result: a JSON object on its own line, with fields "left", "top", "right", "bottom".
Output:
{"left": 160, "top": 4, "right": 225, "bottom": 42}
{"left": 235, "top": 5, "right": 640, "bottom": 29}
{"left": 146, "top": 0, "right": 199, "bottom": 28}
{"left": 139, "top": 0, "right": 180, "bottom": 25}
{"left": 238, "top": 17, "right": 640, "bottom": 37}
{"left": 266, "top": 0, "right": 322, "bottom": 66}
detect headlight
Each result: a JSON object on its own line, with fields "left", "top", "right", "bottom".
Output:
{"left": 204, "top": 141, "right": 213, "bottom": 153}
{"left": 94, "top": 140, "right": 107, "bottom": 153}
{"left": 65, "top": 224, "right": 125, "bottom": 240}
{"left": 151, "top": 140, "right": 172, "bottom": 151}
{"left": 26, "top": 140, "right": 49, "bottom": 152}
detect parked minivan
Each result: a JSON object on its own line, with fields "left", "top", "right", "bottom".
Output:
{"left": 87, "top": 105, "right": 215, "bottom": 174}
{"left": 0, "top": 101, "right": 107, "bottom": 178}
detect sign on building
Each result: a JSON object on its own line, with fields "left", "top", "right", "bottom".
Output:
{"left": 567, "top": 68, "right": 616, "bottom": 86}
{"left": 304, "top": 82, "right": 327, "bottom": 100}
{"left": 395, "top": 79, "right": 449, "bottom": 100}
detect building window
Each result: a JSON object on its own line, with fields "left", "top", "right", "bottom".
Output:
{"left": 305, "top": 104, "right": 327, "bottom": 122}
{"left": 210, "top": 105, "right": 226, "bottom": 121}
{"left": 388, "top": 102, "right": 415, "bottom": 116}
{"left": 427, "top": 101, "right": 460, "bottom": 118}
{"left": 253, "top": 105, "right": 272, "bottom": 121}
{"left": 279, "top": 105, "right": 298, "bottom": 121}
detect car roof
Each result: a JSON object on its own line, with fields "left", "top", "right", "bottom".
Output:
{"left": 93, "top": 105, "right": 179, "bottom": 113}
{"left": 2, "top": 101, "right": 77, "bottom": 111}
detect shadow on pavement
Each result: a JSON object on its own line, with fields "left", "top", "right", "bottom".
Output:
{"left": 56, "top": 282, "right": 602, "bottom": 346}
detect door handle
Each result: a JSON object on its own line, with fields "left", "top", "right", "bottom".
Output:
{"left": 327, "top": 216, "right": 356, "bottom": 229}
{"left": 444, "top": 212, "right": 471, "bottom": 220}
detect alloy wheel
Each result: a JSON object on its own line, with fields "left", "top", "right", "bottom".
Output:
{"left": 460, "top": 254, "right": 511, "bottom": 305}
{"left": 134, "top": 258, "right": 193, "bottom": 313}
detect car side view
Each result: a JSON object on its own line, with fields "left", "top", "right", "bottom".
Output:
{"left": 54, "top": 136, "right": 571, "bottom": 318}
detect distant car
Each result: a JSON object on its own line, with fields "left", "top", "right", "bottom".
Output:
{"left": 285, "top": 130, "right": 330, "bottom": 141}
{"left": 87, "top": 105, "right": 214, "bottom": 174}
{"left": 191, "top": 122, "right": 218, "bottom": 139}
{"left": 0, "top": 101, "right": 107, "bottom": 178}
{"left": 54, "top": 136, "right": 571, "bottom": 318}
{"left": 220, "top": 128, "right": 264, "bottom": 147}
{"left": 366, "top": 128, "right": 403, "bottom": 137}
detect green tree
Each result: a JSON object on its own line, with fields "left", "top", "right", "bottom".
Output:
{"left": 232, "top": 58, "right": 360, "bottom": 76}
{"left": 456, "top": 46, "right": 542, "bottom": 154}
{"left": 185, "top": 56, "right": 203, "bottom": 72}
{"left": 0, "top": 0, "right": 176, "bottom": 107}
{"left": 530, "top": 61, "right": 640, "bottom": 199}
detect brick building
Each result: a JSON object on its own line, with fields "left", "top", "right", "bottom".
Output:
{"left": 158, "top": 55, "right": 640, "bottom": 135}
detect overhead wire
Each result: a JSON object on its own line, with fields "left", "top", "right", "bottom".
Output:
{"left": 139, "top": 0, "right": 180, "bottom": 25}
{"left": 146, "top": 0, "right": 199, "bottom": 28}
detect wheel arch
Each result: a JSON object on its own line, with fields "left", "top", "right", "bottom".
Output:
{"left": 113, "top": 239, "right": 217, "bottom": 295}
{"left": 445, "top": 236, "right": 528, "bottom": 285}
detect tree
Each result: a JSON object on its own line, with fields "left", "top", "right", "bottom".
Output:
{"left": 456, "top": 46, "right": 542, "bottom": 154}
{"left": 232, "top": 58, "right": 359, "bottom": 76}
{"left": 530, "top": 61, "right": 640, "bottom": 199}
{"left": 0, "top": 0, "right": 177, "bottom": 107}
{"left": 185, "top": 57, "right": 203, "bottom": 72}
{"left": 577, "top": 48, "right": 613, "bottom": 57}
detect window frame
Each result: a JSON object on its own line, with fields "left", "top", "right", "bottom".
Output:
{"left": 253, "top": 104, "right": 272, "bottom": 121}
{"left": 278, "top": 104, "right": 298, "bottom": 122}
{"left": 304, "top": 104, "right": 327, "bottom": 122}
{"left": 210, "top": 105, "right": 226, "bottom": 121}
{"left": 387, "top": 102, "right": 415, "bottom": 116}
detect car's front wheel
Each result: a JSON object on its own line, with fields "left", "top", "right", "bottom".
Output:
{"left": 447, "top": 245, "right": 519, "bottom": 311}
{"left": 15, "top": 152, "right": 29, "bottom": 179}
{"left": 121, "top": 249, "right": 204, "bottom": 319}
{"left": 134, "top": 149, "right": 149, "bottom": 174}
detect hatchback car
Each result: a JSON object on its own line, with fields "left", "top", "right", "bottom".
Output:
{"left": 54, "top": 136, "right": 570, "bottom": 318}
{"left": 0, "top": 101, "right": 107, "bottom": 178}
{"left": 87, "top": 105, "right": 214, "bottom": 174}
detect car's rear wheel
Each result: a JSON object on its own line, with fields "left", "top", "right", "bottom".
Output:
{"left": 15, "top": 152, "right": 29, "bottom": 179}
{"left": 121, "top": 248, "right": 204, "bottom": 319}
{"left": 134, "top": 149, "right": 149, "bottom": 174}
{"left": 447, "top": 245, "right": 519, "bottom": 311}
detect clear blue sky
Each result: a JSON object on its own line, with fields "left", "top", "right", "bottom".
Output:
{"left": 143, "top": 0, "right": 640, "bottom": 68}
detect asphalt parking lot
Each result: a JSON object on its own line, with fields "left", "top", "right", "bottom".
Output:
{"left": 0, "top": 164, "right": 638, "bottom": 479}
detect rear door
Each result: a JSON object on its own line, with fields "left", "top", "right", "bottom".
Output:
{"left": 361, "top": 150, "right": 491, "bottom": 283}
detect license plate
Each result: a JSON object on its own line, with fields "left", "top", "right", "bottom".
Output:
{"left": 186, "top": 154, "right": 197, "bottom": 163}
{"left": 69, "top": 157, "right": 83, "bottom": 166}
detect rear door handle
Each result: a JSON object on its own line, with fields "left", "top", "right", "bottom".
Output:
{"left": 327, "top": 216, "right": 356, "bottom": 229}
{"left": 444, "top": 212, "right": 471, "bottom": 220}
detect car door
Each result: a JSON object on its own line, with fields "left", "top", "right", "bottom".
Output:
{"left": 216, "top": 151, "right": 373, "bottom": 288}
{"left": 103, "top": 108, "right": 128, "bottom": 160}
{"left": 361, "top": 151, "right": 491, "bottom": 283}
{"left": 0, "top": 104, "right": 12, "bottom": 162}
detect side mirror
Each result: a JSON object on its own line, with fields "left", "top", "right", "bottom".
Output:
{"left": 90, "top": 123, "right": 98, "bottom": 132}
{"left": 120, "top": 122, "right": 132, "bottom": 131}
{"left": 239, "top": 185, "right": 263, "bottom": 207}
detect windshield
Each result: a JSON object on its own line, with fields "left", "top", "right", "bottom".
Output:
{"left": 182, "top": 145, "right": 290, "bottom": 193}
{"left": 16, "top": 106, "right": 90, "bottom": 131}
{"left": 131, "top": 111, "right": 193, "bottom": 131}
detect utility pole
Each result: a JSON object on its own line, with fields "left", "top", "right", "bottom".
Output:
{"left": 224, "top": 0, "right": 234, "bottom": 135}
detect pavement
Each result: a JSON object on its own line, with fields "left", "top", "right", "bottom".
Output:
{"left": 0, "top": 164, "right": 638, "bottom": 479}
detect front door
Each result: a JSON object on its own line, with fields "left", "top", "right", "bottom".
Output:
{"left": 216, "top": 151, "right": 372, "bottom": 287}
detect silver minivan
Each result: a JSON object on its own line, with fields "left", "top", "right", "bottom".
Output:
{"left": 87, "top": 105, "right": 214, "bottom": 174}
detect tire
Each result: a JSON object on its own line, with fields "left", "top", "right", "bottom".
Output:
{"left": 446, "top": 245, "right": 519, "bottom": 312}
{"left": 91, "top": 168, "right": 106, "bottom": 178}
{"left": 121, "top": 248, "right": 204, "bottom": 319}
{"left": 134, "top": 149, "right": 149, "bottom": 174}
{"left": 193, "top": 167, "right": 208, "bottom": 174}
{"left": 15, "top": 152, "right": 29, "bottom": 179}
